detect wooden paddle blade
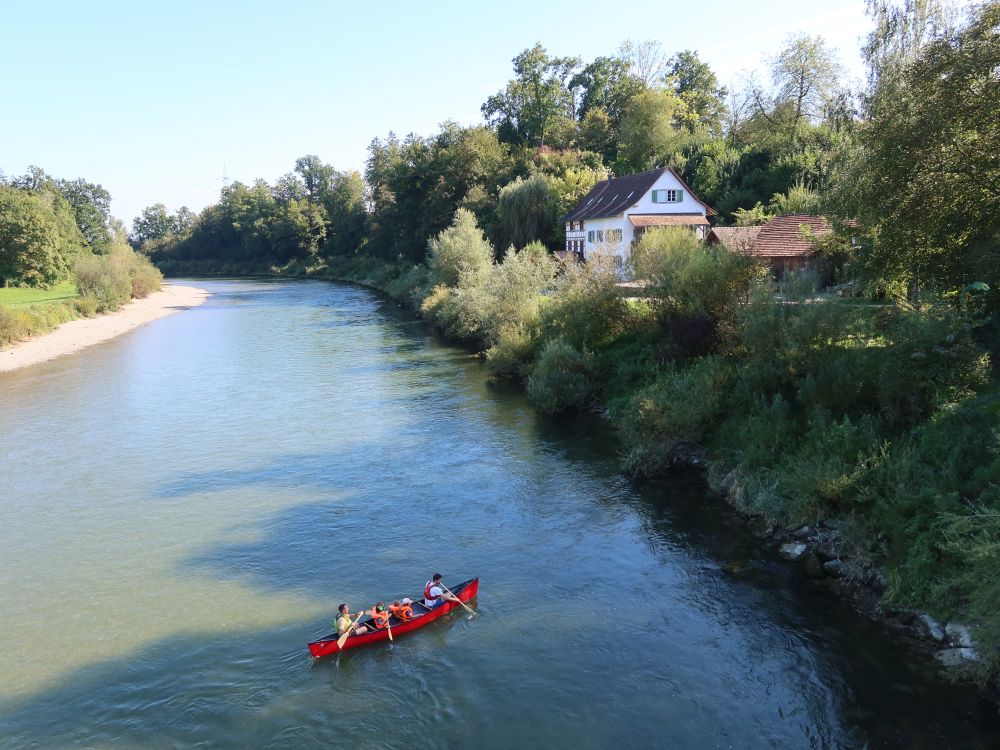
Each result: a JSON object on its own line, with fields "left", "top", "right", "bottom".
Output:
{"left": 336, "top": 612, "right": 364, "bottom": 650}
{"left": 442, "top": 584, "right": 476, "bottom": 615}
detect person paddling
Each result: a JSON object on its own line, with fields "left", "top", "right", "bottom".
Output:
{"left": 335, "top": 603, "right": 370, "bottom": 637}
{"left": 423, "top": 573, "right": 462, "bottom": 609}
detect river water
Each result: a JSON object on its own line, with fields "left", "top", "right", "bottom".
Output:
{"left": 1, "top": 279, "right": 998, "bottom": 749}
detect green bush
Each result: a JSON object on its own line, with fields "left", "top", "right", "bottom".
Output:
{"left": 384, "top": 264, "right": 428, "bottom": 308}
{"left": 74, "top": 295, "right": 99, "bottom": 317}
{"left": 862, "top": 396, "right": 1000, "bottom": 609}
{"left": 540, "top": 256, "right": 630, "bottom": 349}
{"left": 126, "top": 250, "right": 163, "bottom": 298}
{"left": 0, "top": 301, "right": 79, "bottom": 348}
{"left": 74, "top": 253, "right": 131, "bottom": 312}
{"left": 618, "top": 355, "right": 733, "bottom": 475}
{"left": 426, "top": 208, "right": 494, "bottom": 288}
{"left": 73, "top": 245, "right": 163, "bottom": 312}
{"left": 716, "top": 395, "right": 798, "bottom": 472}
{"left": 593, "top": 320, "right": 662, "bottom": 405}
{"left": 526, "top": 336, "right": 597, "bottom": 414}
{"left": 484, "top": 324, "right": 538, "bottom": 378}
{"left": 0, "top": 305, "right": 28, "bottom": 347}
{"left": 475, "top": 242, "right": 555, "bottom": 345}
{"left": 632, "top": 226, "right": 764, "bottom": 321}
{"left": 773, "top": 411, "right": 879, "bottom": 520}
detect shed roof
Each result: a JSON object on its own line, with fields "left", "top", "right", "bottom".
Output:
{"left": 706, "top": 226, "right": 762, "bottom": 252}
{"left": 749, "top": 214, "right": 832, "bottom": 257}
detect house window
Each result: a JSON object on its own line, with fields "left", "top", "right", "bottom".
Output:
{"left": 652, "top": 189, "right": 683, "bottom": 203}
{"left": 587, "top": 230, "right": 595, "bottom": 243}
{"left": 608, "top": 229, "right": 623, "bottom": 242}
{"left": 614, "top": 255, "right": 623, "bottom": 268}
{"left": 596, "top": 230, "right": 604, "bottom": 243}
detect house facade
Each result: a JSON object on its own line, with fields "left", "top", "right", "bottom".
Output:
{"left": 563, "top": 167, "right": 714, "bottom": 268}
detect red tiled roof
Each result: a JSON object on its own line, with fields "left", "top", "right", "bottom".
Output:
{"left": 742, "top": 214, "right": 831, "bottom": 258}
{"left": 707, "top": 226, "right": 761, "bottom": 251}
{"left": 629, "top": 213, "right": 710, "bottom": 227}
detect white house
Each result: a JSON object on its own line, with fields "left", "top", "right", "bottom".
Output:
{"left": 562, "top": 167, "right": 714, "bottom": 268}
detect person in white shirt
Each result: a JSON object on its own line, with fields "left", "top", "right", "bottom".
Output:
{"left": 422, "top": 573, "right": 461, "bottom": 609}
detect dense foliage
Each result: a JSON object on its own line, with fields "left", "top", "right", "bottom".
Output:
{"left": 0, "top": 167, "right": 161, "bottom": 345}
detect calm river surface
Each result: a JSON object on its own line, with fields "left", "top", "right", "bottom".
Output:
{"left": 2, "top": 279, "right": 999, "bottom": 749}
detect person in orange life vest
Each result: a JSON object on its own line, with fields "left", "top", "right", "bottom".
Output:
{"left": 336, "top": 603, "right": 370, "bottom": 637}
{"left": 370, "top": 601, "right": 391, "bottom": 629}
{"left": 389, "top": 598, "right": 414, "bottom": 622}
{"left": 423, "top": 573, "right": 461, "bottom": 609}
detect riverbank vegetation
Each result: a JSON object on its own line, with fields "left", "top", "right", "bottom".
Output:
{"left": 10, "top": 1, "right": 996, "bottom": 670}
{"left": 0, "top": 168, "right": 163, "bottom": 347}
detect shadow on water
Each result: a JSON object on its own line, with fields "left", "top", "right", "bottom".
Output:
{"left": 0, "top": 615, "right": 484, "bottom": 750}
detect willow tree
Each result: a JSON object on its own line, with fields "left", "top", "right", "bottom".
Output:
{"left": 497, "top": 175, "right": 551, "bottom": 251}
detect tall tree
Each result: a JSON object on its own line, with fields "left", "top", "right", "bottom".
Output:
{"left": 56, "top": 178, "right": 113, "bottom": 253}
{"left": 666, "top": 50, "right": 728, "bottom": 136}
{"left": 294, "top": 155, "right": 336, "bottom": 204}
{"left": 130, "top": 203, "right": 175, "bottom": 249}
{"left": 862, "top": 0, "right": 959, "bottom": 90}
{"left": 616, "top": 90, "right": 690, "bottom": 173}
{"left": 570, "top": 55, "right": 644, "bottom": 125}
{"left": 617, "top": 39, "right": 668, "bottom": 87}
{"left": 844, "top": 1, "right": 1000, "bottom": 295}
{"left": 0, "top": 186, "right": 80, "bottom": 286}
{"left": 482, "top": 44, "right": 581, "bottom": 147}
{"left": 769, "top": 34, "right": 843, "bottom": 133}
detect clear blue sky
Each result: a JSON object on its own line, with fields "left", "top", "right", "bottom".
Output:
{"left": 3, "top": 0, "right": 879, "bottom": 225}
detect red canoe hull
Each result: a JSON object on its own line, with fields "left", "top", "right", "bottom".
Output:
{"left": 308, "top": 577, "right": 479, "bottom": 658}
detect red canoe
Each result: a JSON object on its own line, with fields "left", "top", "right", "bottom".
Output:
{"left": 308, "top": 577, "right": 479, "bottom": 657}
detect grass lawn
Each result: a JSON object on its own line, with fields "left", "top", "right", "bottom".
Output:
{"left": 0, "top": 281, "right": 79, "bottom": 308}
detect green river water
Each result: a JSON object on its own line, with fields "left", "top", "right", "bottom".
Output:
{"left": 1, "top": 279, "right": 999, "bottom": 749}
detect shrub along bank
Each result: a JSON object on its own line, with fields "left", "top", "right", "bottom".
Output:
{"left": 0, "top": 243, "right": 163, "bottom": 349}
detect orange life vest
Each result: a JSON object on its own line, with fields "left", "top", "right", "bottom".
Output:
{"left": 390, "top": 603, "right": 413, "bottom": 621}
{"left": 371, "top": 606, "right": 390, "bottom": 629}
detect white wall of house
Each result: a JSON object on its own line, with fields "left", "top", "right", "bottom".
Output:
{"left": 582, "top": 216, "right": 632, "bottom": 266}
{"left": 564, "top": 170, "right": 708, "bottom": 268}
{"left": 625, "top": 173, "right": 705, "bottom": 216}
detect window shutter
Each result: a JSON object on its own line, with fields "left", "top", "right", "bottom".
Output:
{"left": 675, "top": 189, "right": 684, "bottom": 202}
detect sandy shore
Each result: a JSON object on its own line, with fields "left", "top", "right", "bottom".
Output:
{"left": 0, "top": 283, "right": 210, "bottom": 373}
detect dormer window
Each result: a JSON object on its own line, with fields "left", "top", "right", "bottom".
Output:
{"left": 652, "top": 189, "right": 683, "bottom": 203}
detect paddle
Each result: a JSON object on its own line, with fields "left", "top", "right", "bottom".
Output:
{"left": 385, "top": 613, "right": 394, "bottom": 642}
{"left": 336, "top": 612, "right": 365, "bottom": 651}
{"left": 441, "top": 584, "right": 475, "bottom": 616}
